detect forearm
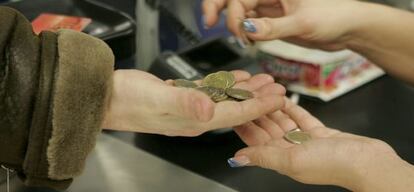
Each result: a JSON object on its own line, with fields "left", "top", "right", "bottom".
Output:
{"left": 347, "top": 2, "right": 414, "bottom": 84}
{"left": 353, "top": 156, "right": 414, "bottom": 192}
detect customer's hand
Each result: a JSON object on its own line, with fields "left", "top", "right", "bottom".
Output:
{"left": 203, "top": 0, "right": 367, "bottom": 50}
{"left": 229, "top": 98, "right": 414, "bottom": 191}
{"left": 102, "top": 70, "right": 285, "bottom": 137}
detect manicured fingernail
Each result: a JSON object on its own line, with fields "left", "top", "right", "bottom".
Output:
{"left": 227, "top": 156, "right": 250, "bottom": 168}
{"left": 235, "top": 38, "right": 246, "bottom": 49}
{"left": 242, "top": 19, "right": 257, "bottom": 33}
{"left": 202, "top": 16, "right": 209, "bottom": 29}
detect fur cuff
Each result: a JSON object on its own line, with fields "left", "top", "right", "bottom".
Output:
{"left": 47, "top": 30, "right": 114, "bottom": 180}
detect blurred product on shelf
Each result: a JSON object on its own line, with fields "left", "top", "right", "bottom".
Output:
{"left": 31, "top": 13, "right": 91, "bottom": 34}
{"left": 257, "top": 40, "right": 384, "bottom": 101}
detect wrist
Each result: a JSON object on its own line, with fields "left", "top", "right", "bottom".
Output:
{"left": 101, "top": 109, "right": 113, "bottom": 129}
{"left": 344, "top": 2, "right": 399, "bottom": 52}
{"left": 100, "top": 70, "right": 119, "bottom": 130}
{"left": 343, "top": 1, "right": 378, "bottom": 51}
{"left": 351, "top": 154, "right": 414, "bottom": 192}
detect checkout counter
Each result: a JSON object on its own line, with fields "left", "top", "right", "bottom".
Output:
{"left": 2, "top": 72, "right": 413, "bottom": 192}
{"left": 111, "top": 72, "right": 414, "bottom": 192}
{"left": 1, "top": 0, "right": 414, "bottom": 191}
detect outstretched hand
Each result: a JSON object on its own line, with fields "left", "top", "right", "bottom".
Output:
{"left": 102, "top": 70, "right": 285, "bottom": 136}
{"left": 229, "top": 98, "right": 407, "bottom": 191}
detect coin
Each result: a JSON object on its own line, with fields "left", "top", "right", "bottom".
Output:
{"left": 284, "top": 128, "right": 312, "bottom": 144}
{"left": 196, "top": 86, "right": 228, "bottom": 103}
{"left": 173, "top": 79, "right": 198, "bottom": 88}
{"left": 174, "top": 71, "right": 253, "bottom": 103}
{"left": 224, "top": 97, "right": 238, "bottom": 102}
{"left": 217, "top": 71, "right": 235, "bottom": 88}
{"left": 201, "top": 71, "right": 235, "bottom": 89}
{"left": 196, "top": 86, "right": 215, "bottom": 97}
{"left": 201, "top": 72, "right": 227, "bottom": 89}
{"left": 212, "top": 91, "right": 228, "bottom": 102}
{"left": 226, "top": 88, "right": 254, "bottom": 100}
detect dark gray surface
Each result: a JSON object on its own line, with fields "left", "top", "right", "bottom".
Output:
{"left": 0, "top": 135, "right": 236, "bottom": 192}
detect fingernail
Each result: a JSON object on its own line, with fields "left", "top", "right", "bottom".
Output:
{"left": 202, "top": 16, "right": 209, "bottom": 29}
{"left": 235, "top": 37, "right": 246, "bottom": 49}
{"left": 227, "top": 156, "right": 250, "bottom": 168}
{"left": 242, "top": 19, "right": 257, "bottom": 33}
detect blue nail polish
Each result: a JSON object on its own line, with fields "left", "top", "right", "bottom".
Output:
{"left": 235, "top": 38, "right": 246, "bottom": 49}
{"left": 243, "top": 19, "right": 257, "bottom": 33}
{"left": 201, "top": 15, "right": 209, "bottom": 29}
{"left": 227, "top": 158, "right": 243, "bottom": 168}
{"left": 227, "top": 156, "right": 250, "bottom": 168}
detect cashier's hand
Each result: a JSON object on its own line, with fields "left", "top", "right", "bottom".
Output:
{"left": 229, "top": 98, "right": 405, "bottom": 191}
{"left": 101, "top": 70, "right": 285, "bottom": 136}
{"left": 202, "top": 0, "right": 363, "bottom": 50}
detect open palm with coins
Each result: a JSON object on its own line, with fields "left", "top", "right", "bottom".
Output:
{"left": 229, "top": 98, "right": 410, "bottom": 191}
{"left": 102, "top": 69, "right": 286, "bottom": 137}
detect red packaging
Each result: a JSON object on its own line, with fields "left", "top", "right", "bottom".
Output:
{"left": 32, "top": 13, "right": 91, "bottom": 34}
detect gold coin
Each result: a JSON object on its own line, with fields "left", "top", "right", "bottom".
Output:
{"left": 212, "top": 92, "right": 228, "bottom": 102}
{"left": 196, "top": 86, "right": 215, "bottom": 97}
{"left": 217, "top": 71, "right": 235, "bottom": 88}
{"left": 173, "top": 79, "right": 198, "bottom": 88}
{"left": 226, "top": 88, "right": 254, "bottom": 100}
{"left": 196, "top": 86, "right": 227, "bottom": 103}
{"left": 284, "top": 129, "right": 312, "bottom": 144}
{"left": 201, "top": 73, "right": 226, "bottom": 89}
{"left": 224, "top": 97, "right": 237, "bottom": 102}
{"left": 202, "top": 71, "right": 235, "bottom": 89}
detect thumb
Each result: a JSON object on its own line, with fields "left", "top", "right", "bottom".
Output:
{"left": 228, "top": 145, "right": 288, "bottom": 171}
{"left": 242, "top": 17, "right": 301, "bottom": 41}
{"left": 159, "top": 86, "right": 215, "bottom": 122}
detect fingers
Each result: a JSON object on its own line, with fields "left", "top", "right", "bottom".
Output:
{"left": 232, "top": 70, "right": 252, "bottom": 82}
{"left": 237, "top": 73, "right": 275, "bottom": 89}
{"left": 204, "top": 0, "right": 256, "bottom": 36}
{"left": 268, "top": 110, "right": 298, "bottom": 132}
{"left": 230, "top": 145, "right": 289, "bottom": 171}
{"left": 242, "top": 17, "right": 301, "bottom": 41}
{"left": 226, "top": 0, "right": 251, "bottom": 37}
{"left": 208, "top": 83, "right": 285, "bottom": 128}
{"left": 234, "top": 115, "right": 292, "bottom": 147}
{"left": 255, "top": 4, "right": 284, "bottom": 18}
{"left": 226, "top": 0, "right": 283, "bottom": 37}
{"left": 234, "top": 121, "right": 272, "bottom": 146}
{"left": 203, "top": 0, "right": 290, "bottom": 41}
{"left": 202, "top": 0, "right": 228, "bottom": 28}
{"left": 160, "top": 86, "right": 215, "bottom": 122}
{"left": 165, "top": 79, "right": 174, "bottom": 85}
{"left": 253, "top": 116, "right": 285, "bottom": 138}
{"left": 233, "top": 73, "right": 277, "bottom": 91}
{"left": 282, "top": 98, "right": 325, "bottom": 131}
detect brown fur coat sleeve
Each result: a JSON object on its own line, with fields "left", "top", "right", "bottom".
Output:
{"left": 0, "top": 6, "right": 114, "bottom": 190}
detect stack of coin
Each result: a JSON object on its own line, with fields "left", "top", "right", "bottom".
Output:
{"left": 173, "top": 71, "right": 254, "bottom": 103}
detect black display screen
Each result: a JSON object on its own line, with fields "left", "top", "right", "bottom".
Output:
{"left": 179, "top": 39, "right": 241, "bottom": 73}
